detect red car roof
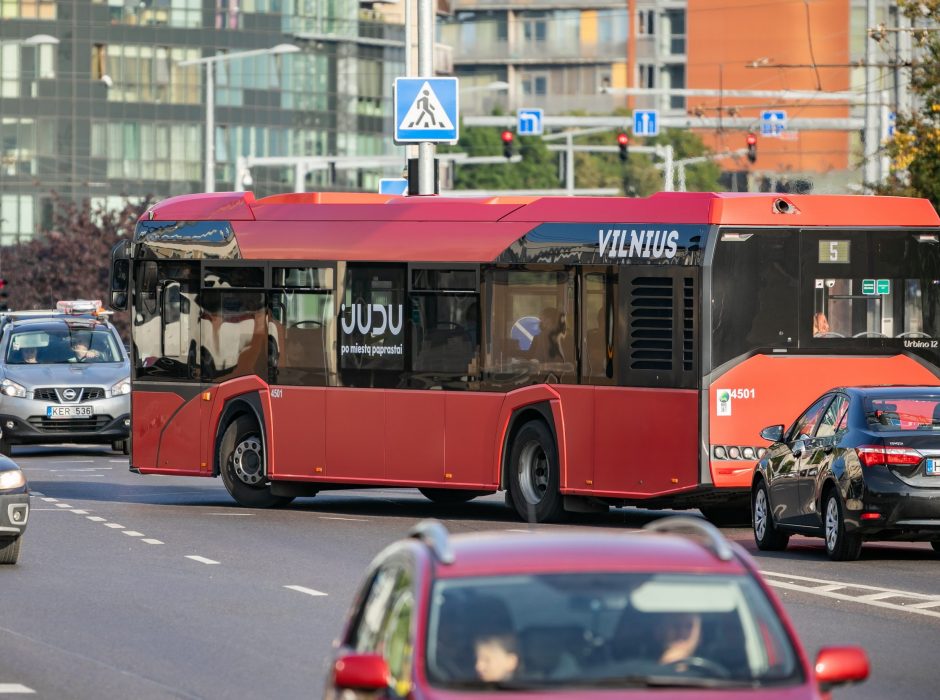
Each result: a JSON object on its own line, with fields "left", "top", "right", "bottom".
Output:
{"left": 431, "top": 531, "right": 749, "bottom": 579}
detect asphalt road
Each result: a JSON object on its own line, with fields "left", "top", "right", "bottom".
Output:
{"left": 2, "top": 445, "right": 939, "bottom": 699}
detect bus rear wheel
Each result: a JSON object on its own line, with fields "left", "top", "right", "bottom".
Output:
{"left": 508, "top": 420, "right": 565, "bottom": 523}
{"left": 219, "top": 415, "right": 293, "bottom": 509}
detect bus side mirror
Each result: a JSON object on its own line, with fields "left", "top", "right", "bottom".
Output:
{"left": 110, "top": 240, "right": 129, "bottom": 311}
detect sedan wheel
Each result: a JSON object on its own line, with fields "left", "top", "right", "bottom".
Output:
{"left": 823, "top": 491, "right": 862, "bottom": 561}
{"left": 752, "top": 481, "right": 789, "bottom": 551}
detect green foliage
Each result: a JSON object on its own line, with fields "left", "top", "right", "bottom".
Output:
{"left": 877, "top": 1, "right": 940, "bottom": 206}
{"left": 445, "top": 119, "right": 721, "bottom": 195}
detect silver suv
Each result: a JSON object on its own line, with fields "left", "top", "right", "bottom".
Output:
{"left": 0, "top": 314, "right": 131, "bottom": 455}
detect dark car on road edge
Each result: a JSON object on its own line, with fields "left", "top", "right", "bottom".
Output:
{"left": 753, "top": 386, "right": 940, "bottom": 561}
{"left": 0, "top": 456, "right": 28, "bottom": 564}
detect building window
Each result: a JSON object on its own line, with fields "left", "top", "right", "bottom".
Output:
{"left": 522, "top": 73, "right": 548, "bottom": 96}
{"left": 521, "top": 12, "right": 548, "bottom": 43}
{"left": 0, "top": 194, "right": 35, "bottom": 243}
{"left": 638, "top": 64, "right": 655, "bottom": 89}
{"left": 663, "top": 8, "right": 686, "bottom": 55}
{"left": 661, "top": 64, "right": 685, "bottom": 110}
{"left": 638, "top": 9, "right": 654, "bottom": 35}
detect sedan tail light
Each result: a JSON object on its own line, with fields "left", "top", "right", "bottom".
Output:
{"left": 856, "top": 445, "right": 923, "bottom": 468}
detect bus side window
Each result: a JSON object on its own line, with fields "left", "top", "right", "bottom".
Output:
{"left": 581, "top": 272, "right": 615, "bottom": 385}
{"left": 411, "top": 268, "right": 479, "bottom": 386}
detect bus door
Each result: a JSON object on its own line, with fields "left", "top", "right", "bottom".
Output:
{"left": 332, "top": 264, "right": 415, "bottom": 482}
{"left": 133, "top": 261, "right": 208, "bottom": 473}
{"left": 593, "top": 267, "right": 700, "bottom": 494}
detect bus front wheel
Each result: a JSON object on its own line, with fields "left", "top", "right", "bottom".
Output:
{"left": 219, "top": 415, "right": 293, "bottom": 509}
{"left": 508, "top": 420, "right": 565, "bottom": 523}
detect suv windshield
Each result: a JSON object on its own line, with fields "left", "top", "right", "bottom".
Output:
{"left": 7, "top": 328, "right": 122, "bottom": 364}
{"left": 427, "top": 573, "right": 800, "bottom": 690}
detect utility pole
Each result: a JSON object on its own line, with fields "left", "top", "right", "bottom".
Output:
{"left": 417, "top": 0, "right": 435, "bottom": 195}
{"left": 864, "top": 0, "right": 879, "bottom": 189}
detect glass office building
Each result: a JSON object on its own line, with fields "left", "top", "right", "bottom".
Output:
{"left": 0, "top": 0, "right": 404, "bottom": 244}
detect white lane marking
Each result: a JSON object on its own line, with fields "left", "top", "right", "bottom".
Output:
{"left": 207, "top": 513, "right": 254, "bottom": 517}
{"left": 54, "top": 504, "right": 72, "bottom": 509}
{"left": 506, "top": 528, "right": 535, "bottom": 533}
{"left": 41, "top": 497, "right": 57, "bottom": 503}
{"left": 30, "top": 508, "right": 73, "bottom": 512}
{"left": 762, "top": 570, "right": 940, "bottom": 619}
{"left": 109, "top": 460, "right": 127, "bottom": 463}
{"left": 186, "top": 555, "right": 220, "bottom": 565}
{"left": 50, "top": 460, "right": 95, "bottom": 464}
{"left": 86, "top": 516, "right": 106, "bottom": 522}
{"left": 0, "top": 684, "right": 35, "bottom": 694}
{"left": 122, "top": 531, "right": 144, "bottom": 537}
{"left": 72, "top": 468, "right": 113, "bottom": 472}
{"left": 142, "top": 539, "right": 164, "bottom": 545}
{"left": 30, "top": 491, "right": 43, "bottom": 496}
{"left": 70, "top": 509, "right": 89, "bottom": 515}
{"left": 284, "top": 585, "right": 328, "bottom": 597}
{"left": 319, "top": 516, "right": 368, "bottom": 522}
{"left": 104, "top": 523, "right": 124, "bottom": 529}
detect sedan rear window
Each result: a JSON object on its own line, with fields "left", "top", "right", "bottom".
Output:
{"left": 865, "top": 395, "right": 940, "bottom": 431}
{"left": 7, "top": 329, "right": 122, "bottom": 364}
{"left": 426, "top": 572, "right": 800, "bottom": 690}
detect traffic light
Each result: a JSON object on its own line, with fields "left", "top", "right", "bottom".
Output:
{"left": 501, "top": 129, "right": 515, "bottom": 159}
{"left": 0, "top": 278, "right": 7, "bottom": 312}
{"left": 617, "top": 132, "right": 630, "bottom": 162}
{"left": 746, "top": 133, "right": 757, "bottom": 163}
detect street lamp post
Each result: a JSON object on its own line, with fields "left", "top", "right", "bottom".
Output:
{"left": 179, "top": 43, "right": 299, "bottom": 193}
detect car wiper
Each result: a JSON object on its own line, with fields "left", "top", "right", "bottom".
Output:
{"left": 584, "top": 675, "right": 758, "bottom": 689}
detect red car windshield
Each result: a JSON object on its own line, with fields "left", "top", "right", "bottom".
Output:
{"left": 426, "top": 572, "right": 801, "bottom": 690}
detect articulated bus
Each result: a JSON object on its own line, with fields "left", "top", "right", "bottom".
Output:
{"left": 109, "top": 191, "right": 940, "bottom": 523}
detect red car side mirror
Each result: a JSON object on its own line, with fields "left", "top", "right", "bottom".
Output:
{"left": 815, "top": 646, "right": 869, "bottom": 691}
{"left": 333, "top": 652, "right": 391, "bottom": 691}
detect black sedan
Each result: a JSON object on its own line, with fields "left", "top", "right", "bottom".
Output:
{"left": 0, "top": 455, "right": 28, "bottom": 564}
{"left": 752, "top": 386, "right": 940, "bottom": 561}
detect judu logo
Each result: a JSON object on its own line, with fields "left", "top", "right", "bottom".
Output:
{"left": 340, "top": 303, "right": 404, "bottom": 336}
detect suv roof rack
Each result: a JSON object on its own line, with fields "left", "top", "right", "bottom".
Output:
{"left": 643, "top": 516, "right": 734, "bottom": 562}
{"left": 408, "top": 519, "right": 455, "bottom": 564}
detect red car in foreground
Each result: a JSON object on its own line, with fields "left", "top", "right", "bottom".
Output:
{"left": 325, "top": 517, "right": 868, "bottom": 699}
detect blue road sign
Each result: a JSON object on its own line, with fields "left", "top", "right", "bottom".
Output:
{"left": 379, "top": 178, "right": 409, "bottom": 196}
{"left": 760, "top": 110, "right": 787, "bottom": 137}
{"left": 517, "top": 108, "right": 544, "bottom": 136}
{"left": 633, "top": 109, "right": 659, "bottom": 137}
{"left": 394, "top": 77, "right": 459, "bottom": 143}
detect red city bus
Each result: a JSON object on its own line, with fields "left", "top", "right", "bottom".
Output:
{"left": 109, "top": 191, "right": 940, "bottom": 523}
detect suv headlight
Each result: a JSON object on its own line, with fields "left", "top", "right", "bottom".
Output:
{"left": 1, "top": 379, "right": 26, "bottom": 399}
{"left": 0, "top": 469, "right": 26, "bottom": 490}
{"left": 110, "top": 379, "right": 131, "bottom": 397}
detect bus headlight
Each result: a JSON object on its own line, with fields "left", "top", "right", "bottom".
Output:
{"left": 1, "top": 379, "right": 26, "bottom": 398}
{"left": 727, "top": 446, "right": 741, "bottom": 460}
{"left": 110, "top": 379, "right": 131, "bottom": 397}
{"left": 713, "top": 446, "right": 727, "bottom": 460}
{"left": 742, "top": 447, "right": 756, "bottom": 460}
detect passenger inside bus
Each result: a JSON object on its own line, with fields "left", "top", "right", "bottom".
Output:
{"left": 812, "top": 312, "right": 831, "bottom": 336}
{"left": 530, "top": 307, "right": 568, "bottom": 363}
{"left": 585, "top": 306, "right": 608, "bottom": 377}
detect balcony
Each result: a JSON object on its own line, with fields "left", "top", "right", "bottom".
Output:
{"left": 453, "top": 38, "right": 626, "bottom": 65}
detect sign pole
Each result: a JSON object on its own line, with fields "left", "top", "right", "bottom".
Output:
{"left": 417, "top": 0, "right": 435, "bottom": 195}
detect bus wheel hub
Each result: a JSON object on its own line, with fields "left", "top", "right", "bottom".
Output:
{"left": 233, "top": 438, "right": 264, "bottom": 485}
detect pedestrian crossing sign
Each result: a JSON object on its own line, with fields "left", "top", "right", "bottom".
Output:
{"left": 394, "top": 77, "right": 459, "bottom": 144}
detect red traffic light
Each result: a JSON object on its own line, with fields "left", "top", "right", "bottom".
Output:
{"left": 746, "top": 133, "right": 757, "bottom": 146}
{"left": 617, "top": 132, "right": 630, "bottom": 146}
{"left": 500, "top": 130, "right": 514, "bottom": 143}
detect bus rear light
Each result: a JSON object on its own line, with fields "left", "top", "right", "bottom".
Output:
{"left": 856, "top": 445, "right": 923, "bottom": 467}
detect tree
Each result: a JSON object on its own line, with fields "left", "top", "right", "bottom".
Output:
{"left": 877, "top": 1, "right": 940, "bottom": 205}
{"left": 0, "top": 193, "right": 149, "bottom": 338}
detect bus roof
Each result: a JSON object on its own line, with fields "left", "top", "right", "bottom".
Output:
{"left": 146, "top": 191, "right": 940, "bottom": 228}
